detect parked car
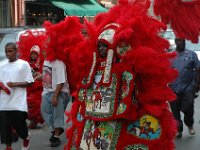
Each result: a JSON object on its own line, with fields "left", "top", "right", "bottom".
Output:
{"left": 162, "top": 29, "right": 200, "bottom": 60}
{"left": 0, "top": 27, "right": 45, "bottom": 63}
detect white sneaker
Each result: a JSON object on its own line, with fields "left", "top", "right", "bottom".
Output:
{"left": 42, "top": 123, "right": 50, "bottom": 131}
{"left": 188, "top": 127, "right": 195, "bottom": 135}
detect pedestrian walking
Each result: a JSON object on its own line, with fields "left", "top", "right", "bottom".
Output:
{"left": 41, "top": 50, "right": 70, "bottom": 147}
{"left": 170, "top": 38, "right": 200, "bottom": 138}
{"left": 0, "top": 42, "right": 34, "bottom": 150}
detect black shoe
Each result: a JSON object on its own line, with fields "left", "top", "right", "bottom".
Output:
{"left": 49, "top": 128, "right": 64, "bottom": 142}
{"left": 176, "top": 132, "right": 182, "bottom": 138}
{"left": 50, "top": 137, "right": 60, "bottom": 147}
{"left": 49, "top": 131, "right": 55, "bottom": 143}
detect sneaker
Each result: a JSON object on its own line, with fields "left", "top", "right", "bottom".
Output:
{"left": 28, "top": 120, "right": 37, "bottom": 129}
{"left": 42, "top": 123, "right": 49, "bottom": 131}
{"left": 176, "top": 132, "right": 182, "bottom": 138}
{"left": 188, "top": 127, "right": 196, "bottom": 135}
{"left": 5, "top": 147, "right": 12, "bottom": 150}
{"left": 22, "top": 134, "right": 30, "bottom": 150}
{"left": 49, "top": 128, "right": 64, "bottom": 142}
{"left": 50, "top": 136, "right": 60, "bottom": 147}
{"left": 49, "top": 131, "right": 55, "bottom": 142}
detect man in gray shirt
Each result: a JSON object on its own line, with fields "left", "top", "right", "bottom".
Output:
{"left": 170, "top": 38, "right": 200, "bottom": 138}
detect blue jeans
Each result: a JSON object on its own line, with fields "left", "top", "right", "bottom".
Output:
{"left": 41, "top": 92, "right": 70, "bottom": 129}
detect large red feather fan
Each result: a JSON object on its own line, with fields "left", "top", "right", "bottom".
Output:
{"left": 154, "top": 0, "right": 200, "bottom": 43}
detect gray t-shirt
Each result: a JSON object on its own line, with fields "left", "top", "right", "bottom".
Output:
{"left": 170, "top": 49, "right": 200, "bottom": 93}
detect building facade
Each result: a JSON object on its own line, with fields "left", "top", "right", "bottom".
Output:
{"left": 0, "top": 0, "right": 117, "bottom": 28}
{"left": 0, "top": 0, "right": 11, "bottom": 28}
{"left": 0, "top": 0, "right": 64, "bottom": 28}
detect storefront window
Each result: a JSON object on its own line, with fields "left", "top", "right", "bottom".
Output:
{"left": 25, "top": 1, "right": 64, "bottom": 26}
{"left": 0, "top": 0, "right": 11, "bottom": 28}
{"left": 0, "top": 1, "right": 2, "bottom": 27}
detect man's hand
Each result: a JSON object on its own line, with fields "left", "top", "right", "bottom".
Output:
{"left": 0, "top": 82, "right": 11, "bottom": 95}
{"left": 7, "top": 82, "right": 17, "bottom": 88}
{"left": 52, "top": 95, "right": 58, "bottom": 106}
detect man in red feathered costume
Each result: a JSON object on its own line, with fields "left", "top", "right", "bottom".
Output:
{"left": 18, "top": 30, "right": 46, "bottom": 129}
{"left": 42, "top": 0, "right": 180, "bottom": 150}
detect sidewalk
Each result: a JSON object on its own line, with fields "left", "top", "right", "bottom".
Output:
{"left": 0, "top": 102, "right": 72, "bottom": 150}
{"left": 0, "top": 126, "right": 67, "bottom": 150}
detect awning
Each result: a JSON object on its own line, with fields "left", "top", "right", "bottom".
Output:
{"left": 50, "top": 0, "right": 107, "bottom": 16}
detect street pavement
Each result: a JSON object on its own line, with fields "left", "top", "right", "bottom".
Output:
{"left": 0, "top": 103, "right": 72, "bottom": 150}
{"left": 1, "top": 97, "right": 200, "bottom": 150}
{"left": 175, "top": 93, "right": 200, "bottom": 150}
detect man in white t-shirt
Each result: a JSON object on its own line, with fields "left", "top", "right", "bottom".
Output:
{"left": 41, "top": 50, "right": 70, "bottom": 147}
{"left": 0, "top": 42, "right": 34, "bottom": 150}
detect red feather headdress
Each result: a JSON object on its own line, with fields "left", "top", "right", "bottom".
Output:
{"left": 17, "top": 30, "right": 47, "bottom": 70}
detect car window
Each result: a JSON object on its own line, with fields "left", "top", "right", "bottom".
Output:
{"left": 163, "top": 31, "right": 176, "bottom": 39}
{"left": 186, "top": 39, "right": 200, "bottom": 51}
{"left": 0, "top": 33, "right": 17, "bottom": 61}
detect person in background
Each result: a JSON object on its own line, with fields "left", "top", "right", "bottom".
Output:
{"left": 41, "top": 50, "right": 70, "bottom": 147}
{"left": 27, "top": 45, "right": 44, "bottom": 129}
{"left": 0, "top": 42, "right": 34, "bottom": 150}
{"left": 170, "top": 38, "right": 200, "bottom": 138}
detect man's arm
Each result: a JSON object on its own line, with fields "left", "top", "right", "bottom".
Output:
{"left": 51, "top": 83, "right": 64, "bottom": 106}
{"left": 34, "top": 72, "right": 42, "bottom": 81}
{"left": 0, "top": 81, "right": 11, "bottom": 95}
{"left": 6, "top": 82, "right": 33, "bottom": 88}
{"left": 51, "top": 60, "right": 67, "bottom": 106}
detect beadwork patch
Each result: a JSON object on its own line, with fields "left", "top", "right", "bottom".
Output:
{"left": 127, "top": 115, "right": 161, "bottom": 140}
{"left": 77, "top": 106, "right": 84, "bottom": 122}
{"left": 78, "top": 88, "right": 86, "bottom": 101}
{"left": 85, "top": 73, "right": 117, "bottom": 118}
{"left": 80, "top": 120, "right": 121, "bottom": 150}
{"left": 71, "top": 129, "right": 78, "bottom": 149}
{"left": 116, "top": 42, "right": 132, "bottom": 56}
{"left": 125, "top": 144, "right": 148, "bottom": 150}
{"left": 121, "top": 71, "right": 133, "bottom": 99}
{"left": 117, "top": 102, "right": 127, "bottom": 114}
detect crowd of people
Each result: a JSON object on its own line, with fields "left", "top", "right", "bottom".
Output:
{"left": 0, "top": 0, "right": 200, "bottom": 150}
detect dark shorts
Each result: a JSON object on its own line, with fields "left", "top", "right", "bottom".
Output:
{"left": 0, "top": 111, "right": 28, "bottom": 144}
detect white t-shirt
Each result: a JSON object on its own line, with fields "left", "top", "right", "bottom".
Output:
{"left": 0, "top": 59, "right": 34, "bottom": 112}
{"left": 42, "top": 60, "right": 70, "bottom": 95}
